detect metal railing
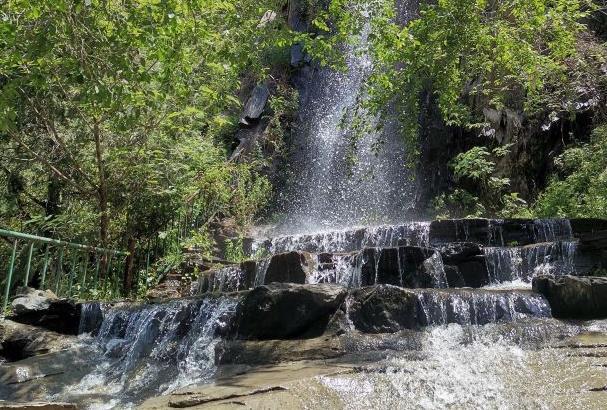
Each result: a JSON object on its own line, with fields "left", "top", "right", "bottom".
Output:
{"left": 0, "top": 229, "right": 128, "bottom": 311}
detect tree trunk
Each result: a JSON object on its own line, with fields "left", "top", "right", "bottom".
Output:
{"left": 94, "top": 120, "right": 110, "bottom": 276}
{"left": 123, "top": 236, "right": 137, "bottom": 294}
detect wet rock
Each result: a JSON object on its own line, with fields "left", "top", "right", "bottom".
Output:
{"left": 439, "top": 242, "right": 483, "bottom": 264}
{"left": 453, "top": 255, "right": 490, "bottom": 288}
{"left": 240, "top": 84, "right": 270, "bottom": 125}
{"left": 348, "top": 286, "right": 550, "bottom": 333}
{"left": 347, "top": 285, "right": 420, "bottom": 333}
{"left": 359, "top": 246, "right": 446, "bottom": 288}
{"left": 264, "top": 251, "right": 316, "bottom": 284}
{"left": 0, "top": 347, "right": 96, "bottom": 402}
{"left": 8, "top": 288, "right": 80, "bottom": 335}
{"left": 230, "top": 119, "right": 270, "bottom": 161}
{"left": 11, "top": 288, "right": 57, "bottom": 314}
{"left": 0, "top": 402, "right": 78, "bottom": 410}
{"left": 444, "top": 265, "right": 466, "bottom": 288}
{"left": 231, "top": 283, "right": 347, "bottom": 339}
{"left": 0, "top": 320, "right": 77, "bottom": 362}
{"left": 290, "top": 43, "right": 306, "bottom": 66}
{"left": 578, "top": 229, "right": 607, "bottom": 250}
{"left": 429, "top": 219, "right": 491, "bottom": 245}
{"left": 533, "top": 275, "right": 607, "bottom": 319}
{"left": 78, "top": 303, "right": 105, "bottom": 335}
{"left": 439, "top": 243, "right": 488, "bottom": 287}
{"left": 429, "top": 218, "right": 574, "bottom": 247}
{"left": 415, "top": 288, "right": 550, "bottom": 326}
{"left": 218, "top": 337, "right": 345, "bottom": 365}
{"left": 198, "top": 262, "right": 256, "bottom": 293}
{"left": 570, "top": 219, "right": 607, "bottom": 239}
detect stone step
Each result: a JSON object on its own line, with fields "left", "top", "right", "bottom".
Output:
{"left": 195, "top": 237, "right": 602, "bottom": 294}
{"left": 253, "top": 218, "right": 598, "bottom": 255}
{"left": 229, "top": 283, "right": 551, "bottom": 340}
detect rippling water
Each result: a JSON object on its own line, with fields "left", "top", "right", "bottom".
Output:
{"left": 309, "top": 321, "right": 607, "bottom": 409}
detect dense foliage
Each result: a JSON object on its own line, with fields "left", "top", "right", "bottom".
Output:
{"left": 534, "top": 125, "right": 607, "bottom": 218}
{"left": 363, "top": 0, "right": 604, "bottom": 130}
{"left": 0, "top": 1, "right": 300, "bottom": 250}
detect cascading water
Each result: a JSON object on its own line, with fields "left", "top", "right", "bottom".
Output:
{"left": 57, "top": 298, "right": 237, "bottom": 408}
{"left": 252, "top": 222, "right": 431, "bottom": 255}
{"left": 413, "top": 289, "right": 551, "bottom": 326}
{"left": 483, "top": 241, "right": 578, "bottom": 285}
{"left": 277, "top": 3, "right": 414, "bottom": 235}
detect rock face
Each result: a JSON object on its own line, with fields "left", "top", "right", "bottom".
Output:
{"left": 264, "top": 251, "right": 316, "bottom": 284}
{"left": 231, "top": 283, "right": 347, "bottom": 339}
{"left": 197, "top": 261, "right": 257, "bottom": 293}
{"left": 533, "top": 275, "right": 607, "bottom": 319}
{"left": 347, "top": 286, "right": 420, "bottom": 333}
{"left": 8, "top": 288, "right": 81, "bottom": 335}
{"left": 11, "top": 288, "right": 57, "bottom": 315}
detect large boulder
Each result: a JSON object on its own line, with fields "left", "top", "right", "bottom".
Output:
{"left": 8, "top": 288, "right": 81, "bottom": 335}
{"left": 11, "top": 288, "right": 57, "bottom": 315}
{"left": 231, "top": 283, "right": 347, "bottom": 339}
{"left": 263, "top": 251, "right": 317, "bottom": 284}
{"left": 347, "top": 285, "right": 420, "bottom": 333}
{"left": 533, "top": 275, "right": 607, "bottom": 319}
{"left": 0, "top": 320, "right": 78, "bottom": 362}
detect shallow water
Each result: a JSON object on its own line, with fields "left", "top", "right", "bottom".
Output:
{"left": 307, "top": 322, "right": 607, "bottom": 409}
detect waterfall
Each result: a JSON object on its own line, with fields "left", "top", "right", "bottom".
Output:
{"left": 414, "top": 290, "right": 551, "bottom": 326}
{"left": 79, "top": 302, "right": 107, "bottom": 335}
{"left": 210, "top": 265, "right": 245, "bottom": 293}
{"left": 252, "top": 222, "right": 431, "bottom": 255}
{"left": 532, "top": 219, "right": 573, "bottom": 242}
{"left": 70, "top": 297, "right": 237, "bottom": 406}
{"left": 253, "top": 257, "right": 271, "bottom": 287}
{"left": 277, "top": 4, "right": 413, "bottom": 234}
{"left": 422, "top": 252, "right": 448, "bottom": 288}
{"left": 483, "top": 241, "right": 578, "bottom": 284}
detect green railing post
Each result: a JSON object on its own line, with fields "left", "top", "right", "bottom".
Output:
{"left": 94, "top": 253, "right": 101, "bottom": 290}
{"left": 24, "top": 242, "right": 35, "bottom": 287}
{"left": 68, "top": 252, "right": 78, "bottom": 296}
{"left": 55, "top": 247, "right": 64, "bottom": 295}
{"left": 80, "top": 253, "right": 88, "bottom": 294}
{"left": 3, "top": 239, "right": 18, "bottom": 312}
{"left": 40, "top": 244, "right": 50, "bottom": 289}
{"left": 106, "top": 252, "right": 114, "bottom": 279}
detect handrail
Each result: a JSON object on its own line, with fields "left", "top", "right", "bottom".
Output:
{"left": 0, "top": 229, "right": 128, "bottom": 255}
{"left": 1, "top": 228, "right": 129, "bottom": 312}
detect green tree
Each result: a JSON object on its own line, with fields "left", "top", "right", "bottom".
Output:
{"left": 0, "top": 0, "right": 297, "bottom": 292}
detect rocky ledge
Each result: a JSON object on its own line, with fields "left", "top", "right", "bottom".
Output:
{"left": 533, "top": 275, "right": 607, "bottom": 319}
